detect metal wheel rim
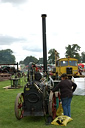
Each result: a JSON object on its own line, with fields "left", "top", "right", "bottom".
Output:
{"left": 15, "top": 93, "right": 24, "bottom": 120}
{"left": 48, "top": 91, "right": 56, "bottom": 119}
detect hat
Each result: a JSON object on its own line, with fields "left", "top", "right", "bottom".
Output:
{"left": 61, "top": 73, "right": 67, "bottom": 78}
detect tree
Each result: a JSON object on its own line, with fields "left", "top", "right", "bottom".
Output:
{"left": 81, "top": 52, "right": 85, "bottom": 63}
{"left": 48, "top": 49, "right": 59, "bottom": 64}
{"left": 65, "top": 44, "right": 81, "bottom": 62}
{"left": 0, "top": 49, "right": 16, "bottom": 64}
{"left": 38, "top": 58, "right": 43, "bottom": 64}
{"left": 19, "top": 60, "right": 24, "bottom": 65}
{"left": 23, "top": 56, "right": 38, "bottom": 66}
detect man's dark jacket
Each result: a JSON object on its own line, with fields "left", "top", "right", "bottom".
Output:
{"left": 52, "top": 79, "right": 77, "bottom": 99}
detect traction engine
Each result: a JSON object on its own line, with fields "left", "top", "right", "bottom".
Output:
{"left": 14, "top": 14, "right": 60, "bottom": 123}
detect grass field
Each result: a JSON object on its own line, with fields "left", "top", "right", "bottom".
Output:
{"left": 0, "top": 78, "right": 85, "bottom": 128}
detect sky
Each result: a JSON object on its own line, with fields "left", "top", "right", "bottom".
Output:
{"left": 0, "top": 0, "right": 85, "bottom": 63}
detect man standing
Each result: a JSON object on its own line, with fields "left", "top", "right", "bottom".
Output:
{"left": 52, "top": 73, "right": 77, "bottom": 117}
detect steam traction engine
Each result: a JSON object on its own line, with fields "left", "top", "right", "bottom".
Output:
{"left": 14, "top": 14, "right": 60, "bottom": 122}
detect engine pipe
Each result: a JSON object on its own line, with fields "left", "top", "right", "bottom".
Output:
{"left": 41, "top": 14, "right": 47, "bottom": 73}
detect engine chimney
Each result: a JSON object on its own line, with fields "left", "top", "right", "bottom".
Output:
{"left": 41, "top": 14, "right": 47, "bottom": 73}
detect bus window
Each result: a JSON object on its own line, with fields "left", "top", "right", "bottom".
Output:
{"left": 69, "top": 61, "right": 77, "bottom": 66}
{"left": 60, "top": 61, "right": 68, "bottom": 66}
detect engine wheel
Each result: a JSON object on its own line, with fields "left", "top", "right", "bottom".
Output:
{"left": 48, "top": 91, "right": 56, "bottom": 119}
{"left": 15, "top": 93, "right": 24, "bottom": 120}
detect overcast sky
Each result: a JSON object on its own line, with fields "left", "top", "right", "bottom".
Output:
{"left": 0, "top": 0, "right": 85, "bottom": 62}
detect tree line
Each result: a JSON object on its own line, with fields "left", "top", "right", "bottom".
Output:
{"left": 0, "top": 49, "right": 15, "bottom": 64}
{"left": 0, "top": 44, "right": 85, "bottom": 65}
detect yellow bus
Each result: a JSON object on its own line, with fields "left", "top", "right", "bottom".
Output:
{"left": 55, "top": 57, "right": 79, "bottom": 78}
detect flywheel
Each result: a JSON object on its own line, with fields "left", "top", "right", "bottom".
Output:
{"left": 48, "top": 91, "right": 56, "bottom": 119}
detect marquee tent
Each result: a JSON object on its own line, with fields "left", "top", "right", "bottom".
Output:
{"left": 73, "top": 77, "right": 85, "bottom": 96}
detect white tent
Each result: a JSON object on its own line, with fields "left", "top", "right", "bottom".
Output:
{"left": 73, "top": 77, "right": 85, "bottom": 95}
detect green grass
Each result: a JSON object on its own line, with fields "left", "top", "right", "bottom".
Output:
{"left": 0, "top": 79, "right": 85, "bottom": 128}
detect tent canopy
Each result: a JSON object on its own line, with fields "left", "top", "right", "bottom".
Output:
{"left": 73, "top": 77, "right": 85, "bottom": 96}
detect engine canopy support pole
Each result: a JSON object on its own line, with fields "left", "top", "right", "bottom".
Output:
{"left": 17, "top": 62, "right": 18, "bottom": 72}
{"left": 41, "top": 14, "right": 47, "bottom": 73}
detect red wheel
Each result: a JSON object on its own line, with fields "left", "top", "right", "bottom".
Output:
{"left": 48, "top": 91, "right": 56, "bottom": 119}
{"left": 15, "top": 93, "right": 24, "bottom": 120}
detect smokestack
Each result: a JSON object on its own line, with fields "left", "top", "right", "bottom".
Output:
{"left": 41, "top": 14, "right": 47, "bottom": 73}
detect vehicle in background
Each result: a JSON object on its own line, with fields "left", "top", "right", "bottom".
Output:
{"left": 55, "top": 57, "right": 79, "bottom": 79}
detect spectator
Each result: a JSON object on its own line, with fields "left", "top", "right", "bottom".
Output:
{"left": 51, "top": 73, "right": 77, "bottom": 117}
